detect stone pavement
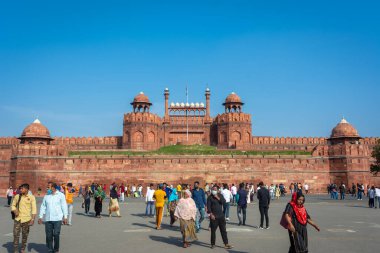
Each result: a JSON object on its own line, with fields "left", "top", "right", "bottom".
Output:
{"left": 0, "top": 194, "right": 379, "bottom": 253}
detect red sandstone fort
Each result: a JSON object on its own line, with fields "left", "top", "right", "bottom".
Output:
{"left": 0, "top": 89, "right": 379, "bottom": 193}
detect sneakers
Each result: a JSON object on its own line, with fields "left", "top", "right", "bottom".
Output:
{"left": 259, "top": 226, "right": 264, "bottom": 229}
{"left": 210, "top": 245, "right": 215, "bottom": 249}
{"left": 265, "top": 226, "right": 270, "bottom": 229}
{"left": 226, "top": 217, "right": 230, "bottom": 221}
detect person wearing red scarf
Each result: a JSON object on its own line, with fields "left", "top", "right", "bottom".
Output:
{"left": 284, "top": 192, "right": 320, "bottom": 253}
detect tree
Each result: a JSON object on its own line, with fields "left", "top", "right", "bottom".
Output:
{"left": 370, "top": 140, "right": 380, "bottom": 175}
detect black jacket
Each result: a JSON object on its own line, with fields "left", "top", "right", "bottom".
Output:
{"left": 207, "top": 193, "right": 226, "bottom": 219}
{"left": 257, "top": 187, "right": 270, "bottom": 207}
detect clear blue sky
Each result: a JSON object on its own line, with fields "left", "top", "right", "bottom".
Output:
{"left": 0, "top": 1, "right": 379, "bottom": 137}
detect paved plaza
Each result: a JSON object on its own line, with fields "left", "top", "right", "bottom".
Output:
{"left": 1, "top": 194, "right": 379, "bottom": 253}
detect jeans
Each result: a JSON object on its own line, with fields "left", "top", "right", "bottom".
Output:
{"left": 145, "top": 201, "right": 155, "bottom": 216}
{"left": 358, "top": 191, "right": 363, "bottom": 200}
{"left": 237, "top": 205, "right": 246, "bottom": 225}
{"left": 270, "top": 192, "right": 275, "bottom": 200}
{"left": 334, "top": 192, "right": 338, "bottom": 200}
{"left": 67, "top": 204, "right": 73, "bottom": 225}
{"left": 210, "top": 217, "right": 228, "bottom": 245}
{"left": 375, "top": 196, "right": 380, "bottom": 208}
{"left": 45, "top": 221, "right": 62, "bottom": 253}
{"left": 7, "top": 196, "right": 12, "bottom": 206}
{"left": 223, "top": 202, "right": 230, "bottom": 218}
{"left": 259, "top": 205, "right": 269, "bottom": 228}
{"left": 369, "top": 198, "right": 375, "bottom": 208}
{"left": 195, "top": 207, "right": 205, "bottom": 230}
{"left": 232, "top": 195, "right": 236, "bottom": 205}
{"left": 84, "top": 198, "right": 90, "bottom": 214}
{"left": 340, "top": 192, "right": 345, "bottom": 200}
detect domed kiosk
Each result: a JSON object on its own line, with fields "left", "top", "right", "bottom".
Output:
{"left": 19, "top": 119, "right": 53, "bottom": 144}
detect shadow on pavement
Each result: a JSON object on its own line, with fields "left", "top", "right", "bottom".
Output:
{"left": 149, "top": 235, "right": 211, "bottom": 249}
{"left": 28, "top": 242, "right": 48, "bottom": 252}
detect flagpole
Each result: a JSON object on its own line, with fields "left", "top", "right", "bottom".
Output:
{"left": 186, "top": 85, "right": 189, "bottom": 142}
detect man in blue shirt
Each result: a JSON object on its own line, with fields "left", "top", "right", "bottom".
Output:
{"left": 38, "top": 182, "right": 68, "bottom": 253}
{"left": 192, "top": 181, "right": 207, "bottom": 232}
{"left": 163, "top": 183, "right": 172, "bottom": 216}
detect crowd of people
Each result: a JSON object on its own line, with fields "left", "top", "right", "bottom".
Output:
{"left": 326, "top": 182, "right": 380, "bottom": 208}
{"left": 6, "top": 179, "right": 380, "bottom": 252}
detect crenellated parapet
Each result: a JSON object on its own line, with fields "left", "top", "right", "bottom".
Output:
{"left": 252, "top": 136, "right": 327, "bottom": 145}
{"left": 0, "top": 137, "right": 19, "bottom": 145}
{"left": 123, "top": 112, "right": 163, "bottom": 125}
{"left": 52, "top": 136, "right": 121, "bottom": 147}
{"left": 13, "top": 144, "right": 68, "bottom": 157}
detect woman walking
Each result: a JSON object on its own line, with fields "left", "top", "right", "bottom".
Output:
{"left": 109, "top": 185, "right": 121, "bottom": 217}
{"left": 169, "top": 188, "right": 179, "bottom": 226}
{"left": 174, "top": 190, "right": 198, "bottom": 248}
{"left": 284, "top": 192, "right": 320, "bottom": 253}
{"left": 94, "top": 186, "right": 106, "bottom": 218}
{"left": 82, "top": 185, "right": 92, "bottom": 215}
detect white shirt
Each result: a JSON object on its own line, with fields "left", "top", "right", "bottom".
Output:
{"left": 269, "top": 186, "right": 275, "bottom": 193}
{"left": 6, "top": 189, "right": 14, "bottom": 197}
{"left": 231, "top": 186, "right": 237, "bottom": 195}
{"left": 146, "top": 188, "right": 155, "bottom": 202}
{"left": 138, "top": 186, "right": 143, "bottom": 192}
{"left": 375, "top": 188, "right": 380, "bottom": 197}
{"left": 304, "top": 184, "right": 309, "bottom": 191}
{"left": 39, "top": 191, "right": 68, "bottom": 221}
{"left": 132, "top": 186, "right": 136, "bottom": 192}
{"left": 221, "top": 189, "right": 232, "bottom": 203}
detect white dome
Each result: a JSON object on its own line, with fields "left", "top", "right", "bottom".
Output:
{"left": 185, "top": 102, "right": 190, "bottom": 107}
{"left": 170, "top": 102, "right": 175, "bottom": 107}
{"left": 180, "top": 103, "right": 185, "bottom": 107}
{"left": 175, "top": 102, "right": 180, "bottom": 107}
{"left": 190, "top": 103, "right": 195, "bottom": 107}
{"left": 200, "top": 102, "right": 205, "bottom": 107}
{"left": 195, "top": 103, "right": 200, "bottom": 107}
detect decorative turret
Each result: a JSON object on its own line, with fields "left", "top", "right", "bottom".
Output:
{"left": 223, "top": 92, "right": 244, "bottom": 113}
{"left": 131, "top": 92, "right": 152, "bottom": 113}
{"left": 19, "top": 119, "right": 53, "bottom": 144}
{"left": 329, "top": 118, "right": 360, "bottom": 145}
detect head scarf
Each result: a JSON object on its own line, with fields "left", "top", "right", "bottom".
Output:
{"left": 168, "top": 188, "right": 178, "bottom": 202}
{"left": 174, "top": 193, "right": 197, "bottom": 220}
{"left": 184, "top": 189, "right": 192, "bottom": 198}
{"left": 289, "top": 192, "right": 307, "bottom": 225}
{"left": 94, "top": 186, "right": 106, "bottom": 200}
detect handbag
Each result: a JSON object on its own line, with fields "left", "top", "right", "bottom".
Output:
{"left": 11, "top": 194, "right": 22, "bottom": 220}
{"left": 280, "top": 212, "right": 290, "bottom": 229}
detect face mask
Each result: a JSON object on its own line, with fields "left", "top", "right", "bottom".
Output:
{"left": 47, "top": 189, "right": 52, "bottom": 195}
{"left": 212, "top": 190, "right": 218, "bottom": 196}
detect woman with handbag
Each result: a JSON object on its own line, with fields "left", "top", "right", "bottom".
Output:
{"left": 282, "top": 192, "right": 320, "bottom": 253}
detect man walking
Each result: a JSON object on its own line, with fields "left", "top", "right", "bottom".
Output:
{"left": 192, "top": 181, "right": 207, "bottom": 232}
{"left": 38, "top": 182, "right": 68, "bottom": 253}
{"left": 64, "top": 183, "right": 75, "bottom": 226}
{"left": 339, "top": 183, "right": 346, "bottom": 200}
{"left": 257, "top": 181, "right": 270, "bottom": 229}
{"left": 230, "top": 184, "right": 237, "bottom": 206}
{"left": 145, "top": 183, "right": 155, "bottom": 217}
{"left": 153, "top": 184, "right": 166, "bottom": 230}
{"left": 207, "top": 185, "right": 233, "bottom": 249}
{"left": 221, "top": 183, "right": 232, "bottom": 221}
{"left": 6, "top": 186, "right": 14, "bottom": 206}
{"left": 236, "top": 183, "right": 248, "bottom": 226}
{"left": 11, "top": 183, "right": 37, "bottom": 253}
